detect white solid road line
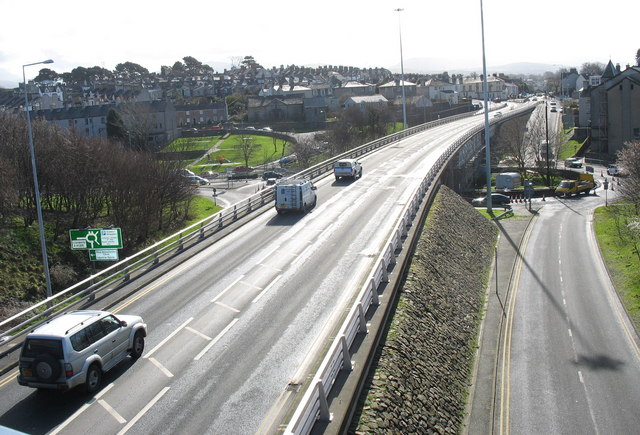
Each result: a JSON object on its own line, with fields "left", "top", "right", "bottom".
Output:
{"left": 149, "top": 357, "right": 174, "bottom": 378}
{"left": 50, "top": 383, "right": 115, "bottom": 434}
{"left": 99, "top": 399, "right": 127, "bottom": 424}
{"left": 194, "top": 318, "right": 239, "bottom": 361}
{"left": 144, "top": 317, "right": 193, "bottom": 359}
{"left": 116, "top": 387, "right": 170, "bottom": 435}
{"left": 212, "top": 274, "right": 245, "bottom": 303}
{"left": 252, "top": 274, "right": 282, "bottom": 304}
{"left": 185, "top": 326, "right": 212, "bottom": 341}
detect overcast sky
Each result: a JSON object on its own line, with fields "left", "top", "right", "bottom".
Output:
{"left": 1, "top": 0, "right": 637, "bottom": 88}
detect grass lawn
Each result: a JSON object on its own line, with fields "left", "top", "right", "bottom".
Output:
{"left": 160, "top": 137, "right": 220, "bottom": 153}
{"left": 558, "top": 139, "right": 582, "bottom": 160}
{"left": 594, "top": 204, "right": 640, "bottom": 332}
{"left": 190, "top": 134, "right": 290, "bottom": 173}
{"left": 185, "top": 196, "right": 222, "bottom": 225}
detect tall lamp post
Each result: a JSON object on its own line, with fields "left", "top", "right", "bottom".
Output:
{"left": 23, "top": 59, "right": 54, "bottom": 300}
{"left": 479, "top": 0, "right": 492, "bottom": 212}
{"left": 394, "top": 8, "right": 408, "bottom": 130}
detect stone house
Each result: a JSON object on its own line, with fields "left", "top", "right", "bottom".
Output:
{"left": 174, "top": 102, "right": 227, "bottom": 126}
{"left": 34, "top": 104, "right": 113, "bottom": 138}
{"left": 33, "top": 101, "right": 179, "bottom": 147}
{"left": 419, "top": 79, "right": 459, "bottom": 104}
{"left": 333, "top": 81, "right": 377, "bottom": 100}
{"left": 247, "top": 95, "right": 304, "bottom": 123}
{"left": 343, "top": 95, "right": 389, "bottom": 112}
{"left": 378, "top": 80, "right": 417, "bottom": 100}
{"left": 461, "top": 76, "right": 518, "bottom": 100}
{"left": 581, "top": 61, "right": 640, "bottom": 156}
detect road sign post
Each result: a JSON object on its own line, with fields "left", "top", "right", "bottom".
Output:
{"left": 69, "top": 228, "right": 123, "bottom": 261}
{"left": 69, "top": 228, "right": 123, "bottom": 250}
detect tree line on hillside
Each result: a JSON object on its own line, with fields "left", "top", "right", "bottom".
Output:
{"left": 0, "top": 111, "right": 194, "bottom": 250}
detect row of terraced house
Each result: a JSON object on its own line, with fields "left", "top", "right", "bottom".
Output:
{"left": 1, "top": 67, "right": 522, "bottom": 149}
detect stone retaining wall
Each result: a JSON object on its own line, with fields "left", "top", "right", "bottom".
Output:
{"left": 351, "top": 185, "right": 498, "bottom": 434}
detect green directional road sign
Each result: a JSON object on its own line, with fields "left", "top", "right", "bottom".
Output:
{"left": 89, "top": 249, "right": 119, "bottom": 261}
{"left": 69, "top": 228, "right": 123, "bottom": 250}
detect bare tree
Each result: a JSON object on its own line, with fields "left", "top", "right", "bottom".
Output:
{"left": 290, "top": 136, "right": 318, "bottom": 168}
{"left": 616, "top": 140, "right": 640, "bottom": 211}
{"left": 117, "top": 103, "right": 156, "bottom": 152}
{"left": 233, "top": 134, "right": 259, "bottom": 167}
{"left": 495, "top": 116, "right": 530, "bottom": 176}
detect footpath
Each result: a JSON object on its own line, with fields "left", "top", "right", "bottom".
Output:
{"left": 464, "top": 203, "right": 541, "bottom": 434}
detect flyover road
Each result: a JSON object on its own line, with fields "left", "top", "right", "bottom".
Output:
{"left": 497, "top": 187, "right": 640, "bottom": 433}
{"left": 0, "top": 113, "right": 493, "bottom": 435}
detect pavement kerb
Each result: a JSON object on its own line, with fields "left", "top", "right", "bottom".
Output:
{"left": 463, "top": 205, "right": 542, "bottom": 434}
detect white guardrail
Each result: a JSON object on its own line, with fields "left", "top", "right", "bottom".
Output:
{"left": 284, "top": 103, "right": 536, "bottom": 434}
{"left": 0, "top": 111, "right": 475, "bottom": 361}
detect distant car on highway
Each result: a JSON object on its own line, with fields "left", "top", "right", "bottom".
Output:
{"left": 471, "top": 193, "right": 511, "bottom": 207}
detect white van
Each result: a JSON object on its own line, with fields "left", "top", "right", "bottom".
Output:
{"left": 275, "top": 179, "right": 317, "bottom": 214}
{"left": 495, "top": 172, "right": 521, "bottom": 190}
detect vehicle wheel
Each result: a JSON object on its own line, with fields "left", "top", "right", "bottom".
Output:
{"left": 34, "top": 354, "right": 61, "bottom": 382}
{"left": 85, "top": 363, "right": 102, "bottom": 394}
{"left": 335, "top": 176, "right": 340, "bottom": 181}
{"left": 131, "top": 331, "right": 145, "bottom": 359}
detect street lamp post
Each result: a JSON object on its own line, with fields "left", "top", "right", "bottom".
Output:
{"left": 479, "top": 0, "right": 492, "bottom": 212}
{"left": 23, "top": 59, "right": 54, "bottom": 300}
{"left": 394, "top": 8, "right": 408, "bottom": 130}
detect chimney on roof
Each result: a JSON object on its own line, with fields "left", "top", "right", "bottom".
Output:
{"left": 616, "top": 63, "right": 621, "bottom": 73}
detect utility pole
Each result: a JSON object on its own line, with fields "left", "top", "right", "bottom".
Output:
{"left": 480, "top": 0, "right": 492, "bottom": 212}
{"left": 394, "top": 8, "right": 408, "bottom": 130}
{"left": 545, "top": 101, "right": 550, "bottom": 186}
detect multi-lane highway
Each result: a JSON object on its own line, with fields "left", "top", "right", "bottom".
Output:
{"left": 498, "top": 184, "right": 640, "bottom": 434}
{"left": 0, "top": 113, "right": 490, "bottom": 434}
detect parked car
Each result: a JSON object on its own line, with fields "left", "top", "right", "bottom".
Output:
{"left": 607, "top": 164, "right": 621, "bottom": 176}
{"left": 233, "top": 166, "right": 255, "bottom": 172}
{"left": 185, "top": 175, "right": 208, "bottom": 186}
{"left": 201, "top": 171, "right": 219, "bottom": 179}
{"left": 262, "top": 171, "right": 284, "bottom": 180}
{"left": 471, "top": 193, "right": 511, "bottom": 207}
{"left": 17, "top": 310, "right": 146, "bottom": 393}
{"left": 265, "top": 178, "right": 277, "bottom": 186}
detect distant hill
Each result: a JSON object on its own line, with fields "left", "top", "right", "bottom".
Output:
{"left": 394, "top": 57, "right": 561, "bottom": 76}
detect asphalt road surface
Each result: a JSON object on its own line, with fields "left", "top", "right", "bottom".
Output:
{"left": 498, "top": 183, "right": 640, "bottom": 434}
{"left": 0, "top": 113, "right": 493, "bottom": 434}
